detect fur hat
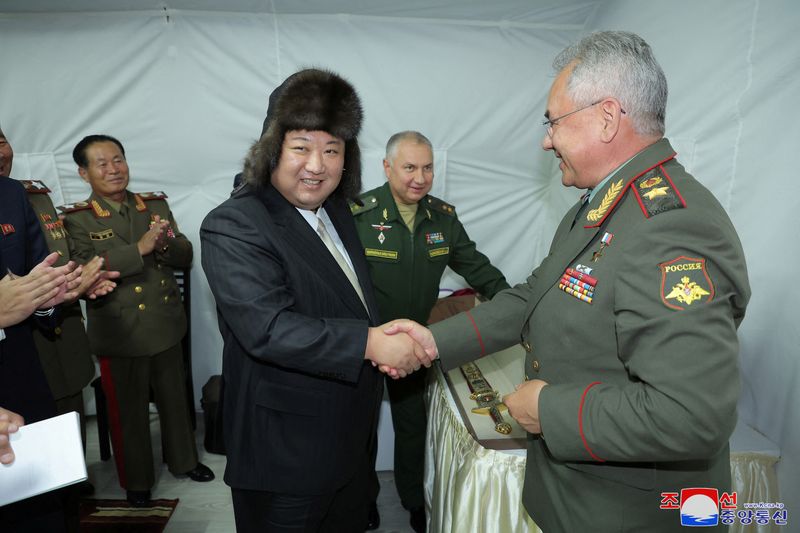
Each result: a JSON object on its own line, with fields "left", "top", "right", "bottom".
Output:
{"left": 242, "top": 68, "right": 363, "bottom": 201}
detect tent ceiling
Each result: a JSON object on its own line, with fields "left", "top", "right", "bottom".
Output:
{"left": 1, "top": 0, "right": 599, "bottom": 26}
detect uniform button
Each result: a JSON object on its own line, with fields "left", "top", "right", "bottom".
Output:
{"left": 57, "top": 250, "right": 64, "bottom": 256}
{"left": 138, "top": 304, "right": 146, "bottom": 311}
{"left": 532, "top": 360, "right": 540, "bottom": 371}
{"left": 163, "top": 296, "right": 169, "bottom": 303}
{"left": 156, "top": 264, "right": 162, "bottom": 270}
{"left": 54, "top": 327, "right": 62, "bottom": 335}
{"left": 160, "top": 279, "right": 166, "bottom": 287}
{"left": 134, "top": 286, "right": 143, "bottom": 293}
{"left": 525, "top": 373, "right": 530, "bottom": 380}
{"left": 522, "top": 341, "right": 532, "bottom": 352}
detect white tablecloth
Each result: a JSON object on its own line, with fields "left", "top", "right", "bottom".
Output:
{"left": 424, "top": 366, "right": 781, "bottom": 533}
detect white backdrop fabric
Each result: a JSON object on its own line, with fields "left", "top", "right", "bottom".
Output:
{"left": 1, "top": 0, "right": 797, "bottom": 516}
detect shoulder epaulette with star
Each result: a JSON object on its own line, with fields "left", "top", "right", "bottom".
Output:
{"left": 58, "top": 201, "right": 92, "bottom": 214}
{"left": 350, "top": 195, "right": 379, "bottom": 215}
{"left": 20, "top": 179, "right": 51, "bottom": 194}
{"left": 630, "top": 166, "right": 686, "bottom": 219}
{"left": 137, "top": 191, "right": 168, "bottom": 201}
{"left": 425, "top": 195, "right": 456, "bottom": 217}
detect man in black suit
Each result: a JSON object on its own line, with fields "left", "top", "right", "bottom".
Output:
{"left": 201, "top": 69, "right": 433, "bottom": 532}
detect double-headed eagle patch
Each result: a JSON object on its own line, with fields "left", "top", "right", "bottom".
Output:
{"left": 659, "top": 256, "right": 715, "bottom": 310}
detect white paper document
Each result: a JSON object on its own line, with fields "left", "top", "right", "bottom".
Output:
{"left": 0, "top": 411, "right": 87, "bottom": 507}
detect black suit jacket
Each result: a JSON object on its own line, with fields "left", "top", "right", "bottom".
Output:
{"left": 200, "top": 183, "right": 382, "bottom": 495}
{"left": 0, "top": 177, "right": 57, "bottom": 423}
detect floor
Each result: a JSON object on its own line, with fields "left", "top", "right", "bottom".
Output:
{"left": 84, "top": 414, "right": 416, "bottom": 532}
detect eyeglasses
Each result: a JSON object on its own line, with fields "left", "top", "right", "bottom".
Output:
{"left": 542, "top": 99, "right": 626, "bottom": 137}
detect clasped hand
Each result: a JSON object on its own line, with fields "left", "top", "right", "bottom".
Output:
{"left": 137, "top": 215, "right": 171, "bottom": 255}
{"left": 364, "top": 320, "right": 439, "bottom": 379}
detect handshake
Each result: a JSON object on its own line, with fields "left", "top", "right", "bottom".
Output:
{"left": 364, "top": 320, "right": 439, "bottom": 379}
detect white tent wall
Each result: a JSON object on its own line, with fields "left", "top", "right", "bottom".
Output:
{"left": 1, "top": 0, "right": 797, "bottom": 516}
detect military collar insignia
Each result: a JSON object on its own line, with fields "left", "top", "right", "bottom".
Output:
{"left": 659, "top": 256, "right": 714, "bottom": 310}
{"left": 586, "top": 179, "right": 624, "bottom": 223}
{"left": 91, "top": 199, "right": 111, "bottom": 218}
{"left": 20, "top": 179, "right": 51, "bottom": 194}
{"left": 583, "top": 153, "right": 678, "bottom": 228}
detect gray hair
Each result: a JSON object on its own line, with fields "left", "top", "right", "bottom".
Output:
{"left": 385, "top": 131, "right": 433, "bottom": 163}
{"left": 553, "top": 31, "right": 667, "bottom": 137}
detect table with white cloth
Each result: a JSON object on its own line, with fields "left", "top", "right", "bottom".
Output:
{"left": 424, "top": 347, "right": 781, "bottom": 533}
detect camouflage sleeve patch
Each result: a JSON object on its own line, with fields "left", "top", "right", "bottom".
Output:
{"left": 58, "top": 201, "right": 92, "bottom": 214}
{"left": 658, "top": 256, "right": 714, "bottom": 310}
{"left": 631, "top": 166, "right": 686, "bottom": 218}
{"left": 350, "top": 195, "right": 379, "bottom": 215}
{"left": 21, "top": 179, "right": 51, "bottom": 194}
{"left": 425, "top": 195, "right": 456, "bottom": 216}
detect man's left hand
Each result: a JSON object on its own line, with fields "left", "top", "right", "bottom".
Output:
{"left": 503, "top": 379, "right": 549, "bottom": 434}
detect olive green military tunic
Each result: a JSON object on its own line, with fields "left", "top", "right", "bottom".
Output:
{"left": 61, "top": 190, "right": 197, "bottom": 491}
{"left": 431, "top": 139, "right": 750, "bottom": 532}
{"left": 352, "top": 182, "right": 509, "bottom": 511}
{"left": 21, "top": 179, "right": 94, "bottom": 446}
{"left": 352, "top": 182, "right": 509, "bottom": 326}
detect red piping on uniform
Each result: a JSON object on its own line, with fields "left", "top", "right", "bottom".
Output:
{"left": 585, "top": 152, "right": 677, "bottom": 228}
{"left": 465, "top": 311, "right": 486, "bottom": 357}
{"left": 630, "top": 182, "right": 651, "bottom": 218}
{"left": 579, "top": 381, "right": 605, "bottom": 462}
{"left": 99, "top": 356, "right": 128, "bottom": 486}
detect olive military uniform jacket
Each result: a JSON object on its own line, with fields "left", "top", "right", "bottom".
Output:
{"left": 22, "top": 180, "right": 94, "bottom": 400}
{"left": 352, "top": 182, "right": 509, "bottom": 324}
{"left": 61, "top": 190, "right": 191, "bottom": 358}
{"left": 431, "top": 139, "right": 750, "bottom": 532}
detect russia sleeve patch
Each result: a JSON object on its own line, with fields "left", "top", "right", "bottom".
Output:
{"left": 659, "top": 256, "right": 715, "bottom": 310}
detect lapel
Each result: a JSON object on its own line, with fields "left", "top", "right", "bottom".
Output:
{"left": 520, "top": 139, "right": 677, "bottom": 322}
{"left": 89, "top": 191, "right": 132, "bottom": 243}
{"left": 326, "top": 196, "right": 379, "bottom": 323}
{"left": 258, "top": 186, "right": 370, "bottom": 320}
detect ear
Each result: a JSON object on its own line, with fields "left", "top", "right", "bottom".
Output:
{"left": 78, "top": 167, "right": 89, "bottom": 183}
{"left": 383, "top": 159, "right": 391, "bottom": 180}
{"left": 599, "top": 98, "right": 623, "bottom": 143}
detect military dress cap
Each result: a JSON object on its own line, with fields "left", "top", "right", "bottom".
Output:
{"left": 242, "top": 68, "right": 364, "bottom": 201}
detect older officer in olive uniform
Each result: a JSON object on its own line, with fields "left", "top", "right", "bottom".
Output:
{"left": 389, "top": 32, "right": 750, "bottom": 532}
{"left": 352, "top": 131, "right": 509, "bottom": 532}
{"left": 62, "top": 134, "right": 213, "bottom": 507}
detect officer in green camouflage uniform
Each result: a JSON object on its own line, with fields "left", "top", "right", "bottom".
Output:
{"left": 62, "top": 134, "right": 213, "bottom": 506}
{"left": 22, "top": 179, "right": 95, "bottom": 450}
{"left": 352, "top": 131, "right": 509, "bottom": 531}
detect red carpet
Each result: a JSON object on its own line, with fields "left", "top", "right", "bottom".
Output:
{"left": 79, "top": 498, "right": 178, "bottom": 532}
